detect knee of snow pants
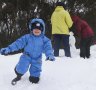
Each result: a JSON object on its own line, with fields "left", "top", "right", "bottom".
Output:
{"left": 29, "top": 59, "right": 42, "bottom": 77}
{"left": 15, "top": 55, "right": 31, "bottom": 75}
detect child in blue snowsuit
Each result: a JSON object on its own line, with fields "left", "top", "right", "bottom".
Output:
{"left": 0, "top": 18, "right": 55, "bottom": 85}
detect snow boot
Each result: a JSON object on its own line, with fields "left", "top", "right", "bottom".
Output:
{"left": 11, "top": 76, "right": 21, "bottom": 85}
{"left": 11, "top": 68, "right": 23, "bottom": 85}
{"left": 29, "top": 76, "right": 40, "bottom": 84}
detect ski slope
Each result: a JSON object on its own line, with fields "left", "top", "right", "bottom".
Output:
{"left": 0, "top": 45, "right": 96, "bottom": 90}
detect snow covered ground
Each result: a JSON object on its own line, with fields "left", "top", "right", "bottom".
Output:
{"left": 0, "top": 45, "right": 96, "bottom": 90}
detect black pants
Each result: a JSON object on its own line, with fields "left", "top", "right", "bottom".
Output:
{"left": 53, "top": 34, "right": 71, "bottom": 57}
{"left": 80, "top": 37, "right": 93, "bottom": 58}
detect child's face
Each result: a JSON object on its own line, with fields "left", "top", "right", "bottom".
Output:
{"left": 32, "top": 29, "right": 41, "bottom": 36}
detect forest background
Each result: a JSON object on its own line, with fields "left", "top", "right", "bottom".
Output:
{"left": 0, "top": 0, "right": 96, "bottom": 48}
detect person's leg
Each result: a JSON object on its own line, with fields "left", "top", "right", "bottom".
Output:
{"left": 80, "top": 39, "right": 86, "bottom": 59}
{"left": 11, "top": 55, "right": 31, "bottom": 85}
{"left": 53, "top": 34, "right": 61, "bottom": 56}
{"left": 15, "top": 55, "right": 31, "bottom": 75}
{"left": 62, "top": 35, "right": 71, "bottom": 57}
{"left": 86, "top": 46, "right": 90, "bottom": 58}
{"left": 11, "top": 68, "right": 23, "bottom": 85}
{"left": 14, "top": 67, "right": 23, "bottom": 80}
{"left": 29, "top": 59, "right": 42, "bottom": 83}
{"left": 86, "top": 37, "right": 93, "bottom": 58}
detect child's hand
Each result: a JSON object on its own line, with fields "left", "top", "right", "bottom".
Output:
{"left": 46, "top": 56, "right": 55, "bottom": 61}
{"left": 0, "top": 48, "right": 10, "bottom": 55}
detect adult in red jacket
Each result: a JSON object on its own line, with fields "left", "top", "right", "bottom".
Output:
{"left": 71, "top": 15, "right": 94, "bottom": 58}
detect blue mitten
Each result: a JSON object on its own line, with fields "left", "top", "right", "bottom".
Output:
{"left": 46, "top": 55, "right": 55, "bottom": 61}
{"left": 0, "top": 48, "right": 10, "bottom": 55}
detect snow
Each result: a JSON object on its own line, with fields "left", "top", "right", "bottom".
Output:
{"left": 0, "top": 45, "right": 96, "bottom": 90}
{"left": 2, "top": 3, "right": 6, "bottom": 9}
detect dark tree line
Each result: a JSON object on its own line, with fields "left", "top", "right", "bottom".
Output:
{"left": 0, "top": 0, "right": 96, "bottom": 48}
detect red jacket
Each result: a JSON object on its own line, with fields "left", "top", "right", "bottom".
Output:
{"left": 71, "top": 15, "right": 94, "bottom": 39}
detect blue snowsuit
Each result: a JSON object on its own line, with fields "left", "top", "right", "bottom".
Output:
{"left": 2, "top": 19, "right": 54, "bottom": 77}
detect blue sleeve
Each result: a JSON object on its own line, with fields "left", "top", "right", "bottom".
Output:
{"left": 8, "top": 35, "right": 28, "bottom": 52}
{"left": 43, "top": 37, "right": 54, "bottom": 58}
